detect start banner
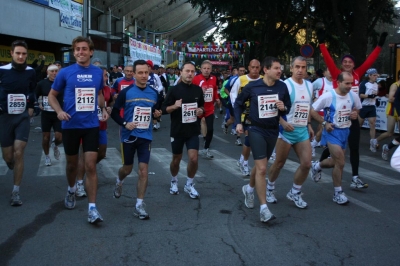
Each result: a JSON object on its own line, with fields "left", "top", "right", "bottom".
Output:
{"left": 129, "top": 38, "right": 161, "bottom": 65}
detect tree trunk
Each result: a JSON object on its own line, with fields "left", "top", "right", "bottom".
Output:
{"left": 348, "top": 0, "right": 369, "bottom": 67}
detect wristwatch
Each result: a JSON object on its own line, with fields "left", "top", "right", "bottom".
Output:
{"left": 123, "top": 121, "right": 127, "bottom": 127}
{"left": 322, "top": 121, "right": 327, "bottom": 126}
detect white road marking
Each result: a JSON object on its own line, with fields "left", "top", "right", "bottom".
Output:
{"left": 346, "top": 195, "right": 381, "bottom": 213}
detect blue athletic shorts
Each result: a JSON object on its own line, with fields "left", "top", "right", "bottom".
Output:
{"left": 122, "top": 136, "right": 151, "bottom": 165}
{"left": 99, "top": 130, "right": 107, "bottom": 145}
{"left": 279, "top": 126, "right": 309, "bottom": 145}
{"left": 321, "top": 128, "right": 350, "bottom": 149}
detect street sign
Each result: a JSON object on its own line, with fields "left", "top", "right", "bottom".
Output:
{"left": 300, "top": 44, "right": 314, "bottom": 58}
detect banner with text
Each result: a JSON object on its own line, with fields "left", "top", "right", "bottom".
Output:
{"left": 362, "top": 97, "right": 399, "bottom": 133}
{"left": 60, "top": 9, "right": 82, "bottom": 31}
{"left": 186, "top": 45, "right": 229, "bottom": 54}
{"left": 129, "top": 38, "right": 161, "bottom": 65}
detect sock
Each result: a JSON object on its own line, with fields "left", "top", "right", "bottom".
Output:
{"left": 334, "top": 187, "right": 342, "bottom": 194}
{"left": 291, "top": 184, "right": 301, "bottom": 194}
{"left": 186, "top": 177, "right": 194, "bottom": 186}
{"left": 260, "top": 204, "right": 267, "bottom": 211}
{"left": 171, "top": 175, "right": 178, "bottom": 182}
{"left": 239, "top": 154, "right": 244, "bottom": 163}
{"left": 13, "top": 185, "right": 19, "bottom": 192}
{"left": 88, "top": 203, "right": 96, "bottom": 211}
{"left": 314, "top": 162, "right": 321, "bottom": 171}
{"left": 267, "top": 180, "right": 275, "bottom": 191}
{"left": 243, "top": 160, "right": 248, "bottom": 166}
{"left": 136, "top": 198, "right": 143, "bottom": 208}
{"left": 45, "top": 154, "right": 50, "bottom": 158}
{"left": 116, "top": 178, "right": 123, "bottom": 185}
{"left": 68, "top": 185, "right": 76, "bottom": 193}
{"left": 246, "top": 184, "right": 254, "bottom": 193}
{"left": 352, "top": 175, "right": 358, "bottom": 181}
{"left": 77, "top": 180, "right": 84, "bottom": 184}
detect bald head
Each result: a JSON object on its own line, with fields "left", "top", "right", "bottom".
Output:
{"left": 248, "top": 59, "right": 261, "bottom": 78}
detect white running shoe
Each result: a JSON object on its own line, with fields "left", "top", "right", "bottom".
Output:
{"left": 235, "top": 138, "right": 242, "bottom": 146}
{"left": 45, "top": 156, "right": 51, "bottom": 166}
{"left": 260, "top": 207, "right": 275, "bottom": 223}
{"left": 269, "top": 152, "right": 276, "bottom": 161}
{"left": 76, "top": 182, "right": 87, "bottom": 197}
{"left": 266, "top": 190, "right": 277, "bottom": 203}
{"left": 311, "top": 139, "right": 318, "bottom": 148}
{"left": 311, "top": 146, "right": 316, "bottom": 157}
{"left": 350, "top": 177, "right": 368, "bottom": 189}
{"left": 200, "top": 149, "right": 214, "bottom": 159}
{"left": 242, "top": 185, "right": 254, "bottom": 209}
{"left": 231, "top": 129, "right": 237, "bottom": 135}
{"left": 184, "top": 183, "right": 200, "bottom": 199}
{"left": 382, "top": 144, "right": 389, "bottom": 161}
{"left": 170, "top": 181, "right": 179, "bottom": 195}
{"left": 286, "top": 190, "right": 307, "bottom": 208}
{"left": 221, "top": 122, "right": 226, "bottom": 129}
{"left": 333, "top": 191, "right": 349, "bottom": 205}
{"left": 242, "top": 164, "right": 250, "bottom": 176}
{"left": 52, "top": 144, "right": 60, "bottom": 160}
{"left": 370, "top": 139, "right": 377, "bottom": 153}
{"left": 310, "top": 161, "right": 322, "bottom": 182}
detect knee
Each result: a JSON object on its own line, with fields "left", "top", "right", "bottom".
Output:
{"left": 13, "top": 149, "right": 24, "bottom": 159}
{"left": 335, "top": 159, "right": 345, "bottom": 169}
{"left": 301, "top": 160, "right": 312, "bottom": 170}
{"left": 256, "top": 165, "right": 267, "bottom": 176}
{"left": 188, "top": 155, "right": 198, "bottom": 165}
{"left": 43, "top": 135, "right": 50, "bottom": 142}
{"left": 85, "top": 163, "right": 96, "bottom": 174}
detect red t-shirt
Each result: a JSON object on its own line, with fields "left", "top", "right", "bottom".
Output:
{"left": 192, "top": 74, "right": 218, "bottom": 117}
{"left": 99, "top": 86, "right": 112, "bottom": 130}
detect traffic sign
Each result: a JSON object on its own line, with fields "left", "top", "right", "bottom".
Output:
{"left": 300, "top": 44, "right": 314, "bottom": 58}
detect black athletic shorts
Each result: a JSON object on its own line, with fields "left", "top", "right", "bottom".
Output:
{"left": 248, "top": 130, "right": 277, "bottom": 160}
{"left": 62, "top": 127, "right": 99, "bottom": 155}
{"left": 171, "top": 135, "right": 199, "bottom": 154}
{"left": 0, "top": 112, "right": 30, "bottom": 147}
{"left": 41, "top": 111, "right": 61, "bottom": 133}
{"left": 121, "top": 136, "right": 151, "bottom": 165}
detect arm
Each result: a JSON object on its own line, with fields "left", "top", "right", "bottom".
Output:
{"left": 388, "top": 83, "right": 397, "bottom": 103}
{"left": 355, "top": 46, "right": 382, "bottom": 77}
{"left": 48, "top": 89, "right": 70, "bottom": 121}
{"left": 98, "top": 89, "right": 109, "bottom": 121}
{"left": 319, "top": 44, "right": 341, "bottom": 80}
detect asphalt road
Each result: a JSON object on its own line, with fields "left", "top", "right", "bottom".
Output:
{"left": 0, "top": 112, "right": 399, "bottom": 266}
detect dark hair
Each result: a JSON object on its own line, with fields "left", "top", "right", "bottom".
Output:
{"left": 11, "top": 40, "right": 28, "bottom": 51}
{"left": 231, "top": 67, "right": 238, "bottom": 71}
{"left": 181, "top": 61, "right": 196, "bottom": 70}
{"left": 237, "top": 65, "right": 245, "bottom": 69}
{"left": 71, "top": 36, "right": 95, "bottom": 51}
{"left": 337, "top": 71, "right": 352, "bottom": 82}
{"left": 133, "top": 60, "right": 148, "bottom": 72}
{"left": 262, "top": 56, "right": 280, "bottom": 69}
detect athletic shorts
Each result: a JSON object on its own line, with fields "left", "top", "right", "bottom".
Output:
{"left": 99, "top": 129, "right": 107, "bottom": 145}
{"left": 321, "top": 128, "right": 350, "bottom": 150}
{"left": 170, "top": 135, "right": 199, "bottom": 154}
{"left": 0, "top": 112, "right": 30, "bottom": 147}
{"left": 386, "top": 102, "right": 398, "bottom": 119}
{"left": 248, "top": 130, "right": 277, "bottom": 160}
{"left": 122, "top": 136, "right": 151, "bottom": 165}
{"left": 41, "top": 111, "right": 61, "bottom": 133}
{"left": 62, "top": 127, "right": 99, "bottom": 155}
{"left": 359, "top": 105, "right": 376, "bottom": 119}
{"left": 279, "top": 126, "right": 309, "bottom": 145}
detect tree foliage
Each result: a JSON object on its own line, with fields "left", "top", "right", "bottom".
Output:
{"left": 169, "top": 0, "right": 398, "bottom": 66}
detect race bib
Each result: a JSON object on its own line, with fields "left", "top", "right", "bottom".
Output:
{"left": 133, "top": 106, "right": 151, "bottom": 129}
{"left": 42, "top": 96, "right": 54, "bottom": 112}
{"left": 258, "top": 94, "right": 278, "bottom": 118}
{"left": 7, "top": 94, "right": 26, "bottom": 114}
{"left": 335, "top": 109, "right": 351, "bottom": 128}
{"left": 204, "top": 88, "right": 213, "bottom": 102}
{"left": 182, "top": 102, "right": 197, "bottom": 123}
{"left": 97, "top": 102, "right": 107, "bottom": 121}
{"left": 351, "top": 86, "right": 359, "bottom": 95}
{"left": 75, "top": 88, "right": 95, "bottom": 111}
{"left": 292, "top": 103, "right": 310, "bottom": 126}
{"left": 120, "top": 85, "right": 129, "bottom": 91}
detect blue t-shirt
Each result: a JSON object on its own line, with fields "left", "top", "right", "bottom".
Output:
{"left": 113, "top": 84, "right": 158, "bottom": 141}
{"left": 52, "top": 63, "right": 103, "bottom": 129}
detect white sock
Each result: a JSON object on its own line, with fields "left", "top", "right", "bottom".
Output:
{"left": 13, "top": 185, "right": 19, "bottom": 192}
{"left": 291, "top": 184, "right": 301, "bottom": 194}
{"left": 260, "top": 204, "right": 267, "bottom": 212}
{"left": 136, "top": 198, "right": 143, "bottom": 208}
{"left": 68, "top": 185, "right": 76, "bottom": 193}
{"left": 171, "top": 175, "right": 178, "bottom": 182}
{"left": 267, "top": 180, "right": 275, "bottom": 191}
{"left": 186, "top": 177, "right": 194, "bottom": 186}
{"left": 88, "top": 203, "right": 96, "bottom": 211}
{"left": 239, "top": 154, "right": 244, "bottom": 163}
{"left": 334, "top": 187, "right": 342, "bottom": 194}
{"left": 246, "top": 184, "right": 254, "bottom": 193}
{"left": 116, "top": 178, "right": 123, "bottom": 185}
{"left": 77, "top": 180, "right": 84, "bottom": 184}
{"left": 352, "top": 176, "right": 358, "bottom": 181}
{"left": 243, "top": 160, "right": 248, "bottom": 166}
{"left": 314, "top": 162, "right": 321, "bottom": 171}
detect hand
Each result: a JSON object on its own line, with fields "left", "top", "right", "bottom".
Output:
{"left": 153, "top": 109, "right": 162, "bottom": 118}
{"left": 350, "top": 107, "right": 358, "bottom": 120}
{"left": 196, "top": 108, "right": 203, "bottom": 116}
{"left": 106, "top": 107, "right": 112, "bottom": 114}
{"left": 39, "top": 104, "right": 44, "bottom": 110}
{"left": 316, "top": 28, "right": 326, "bottom": 44}
{"left": 325, "top": 122, "right": 334, "bottom": 132}
{"left": 113, "top": 94, "right": 118, "bottom": 100}
{"left": 236, "top": 124, "right": 244, "bottom": 134}
{"left": 125, "top": 122, "right": 137, "bottom": 131}
{"left": 275, "top": 100, "right": 285, "bottom": 111}
{"left": 308, "top": 125, "right": 314, "bottom": 140}
{"left": 174, "top": 99, "right": 182, "bottom": 109}
{"left": 378, "top": 32, "right": 388, "bottom": 47}
{"left": 282, "top": 122, "right": 294, "bottom": 132}
{"left": 102, "top": 109, "right": 109, "bottom": 121}
{"left": 57, "top": 111, "right": 71, "bottom": 121}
